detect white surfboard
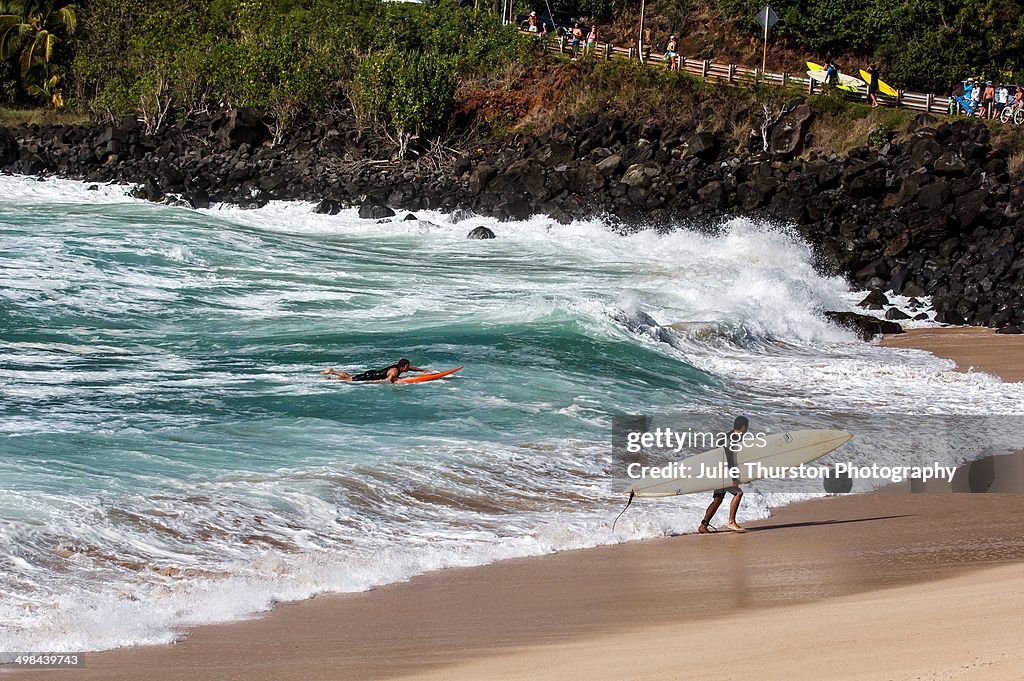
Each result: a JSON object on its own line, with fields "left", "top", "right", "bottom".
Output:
{"left": 627, "top": 429, "right": 853, "bottom": 497}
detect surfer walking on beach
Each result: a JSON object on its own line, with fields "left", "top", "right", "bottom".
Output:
{"left": 698, "top": 416, "right": 749, "bottom": 534}
{"left": 321, "top": 359, "right": 427, "bottom": 383}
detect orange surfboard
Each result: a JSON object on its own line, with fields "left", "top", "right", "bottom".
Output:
{"left": 396, "top": 366, "right": 463, "bottom": 384}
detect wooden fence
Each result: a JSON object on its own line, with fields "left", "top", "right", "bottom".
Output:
{"left": 531, "top": 31, "right": 960, "bottom": 116}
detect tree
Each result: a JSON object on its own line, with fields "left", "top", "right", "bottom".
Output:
{"left": 0, "top": 0, "right": 77, "bottom": 106}
{"left": 354, "top": 48, "right": 458, "bottom": 158}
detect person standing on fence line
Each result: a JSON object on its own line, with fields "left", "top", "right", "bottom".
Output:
{"left": 664, "top": 35, "right": 678, "bottom": 71}
{"left": 586, "top": 25, "right": 597, "bottom": 59}
{"left": 866, "top": 64, "right": 879, "bottom": 107}
{"left": 527, "top": 11, "right": 538, "bottom": 32}
{"left": 982, "top": 81, "right": 995, "bottom": 118}
{"left": 969, "top": 79, "right": 981, "bottom": 115}
{"left": 571, "top": 23, "right": 583, "bottom": 60}
{"left": 995, "top": 83, "right": 1009, "bottom": 118}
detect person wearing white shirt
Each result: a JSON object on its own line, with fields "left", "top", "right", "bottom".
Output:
{"left": 995, "top": 84, "right": 1009, "bottom": 118}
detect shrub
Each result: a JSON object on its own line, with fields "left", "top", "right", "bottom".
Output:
{"left": 355, "top": 48, "right": 458, "bottom": 156}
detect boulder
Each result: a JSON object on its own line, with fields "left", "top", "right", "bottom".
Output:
{"left": 183, "top": 188, "right": 211, "bottom": 210}
{"left": 537, "top": 142, "right": 575, "bottom": 168}
{"left": 491, "top": 159, "right": 546, "bottom": 198}
{"left": 823, "top": 311, "right": 904, "bottom": 341}
{"left": 915, "top": 180, "right": 950, "bottom": 210}
{"left": 494, "top": 196, "right": 532, "bottom": 221}
{"left": 313, "top": 198, "right": 342, "bottom": 215}
{"left": 954, "top": 189, "right": 992, "bottom": 229}
{"left": 768, "top": 104, "right": 813, "bottom": 158}
{"left": 685, "top": 132, "right": 720, "bottom": 161}
{"left": 902, "top": 283, "right": 927, "bottom": 298}
{"left": 217, "top": 108, "right": 271, "bottom": 149}
{"left": 0, "top": 129, "right": 17, "bottom": 166}
{"left": 467, "top": 226, "right": 496, "bottom": 239}
{"left": 909, "top": 137, "right": 944, "bottom": 168}
{"left": 907, "top": 113, "right": 938, "bottom": 133}
{"left": 932, "top": 152, "right": 966, "bottom": 175}
{"left": 620, "top": 162, "right": 661, "bottom": 188}
{"left": 735, "top": 180, "right": 775, "bottom": 210}
{"left": 468, "top": 164, "right": 496, "bottom": 195}
{"left": 884, "top": 307, "right": 911, "bottom": 320}
{"left": 697, "top": 180, "right": 725, "bottom": 207}
{"left": 858, "top": 290, "right": 889, "bottom": 308}
{"left": 595, "top": 154, "right": 623, "bottom": 175}
{"left": 358, "top": 203, "right": 395, "bottom": 219}
{"left": 129, "top": 176, "right": 164, "bottom": 202}
{"left": 569, "top": 160, "right": 606, "bottom": 194}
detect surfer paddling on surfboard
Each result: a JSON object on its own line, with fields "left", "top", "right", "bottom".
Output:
{"left": 321, "top": 359, "right": 427, "bottom": 383}
{"left": 699, "top": 416, "right": 749, "bottom": 534}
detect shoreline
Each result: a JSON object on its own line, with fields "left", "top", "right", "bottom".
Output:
{"left": 5, "top": 326, "right": 1024, "bottom": 681}
{"left": 881, "top": 326, "right": 1024, "bottom": 381}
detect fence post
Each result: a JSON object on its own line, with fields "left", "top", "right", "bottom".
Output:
{"left": 728, "top": 64, "right": 736, "bottom": 83}
{"left": 560, "top": 35, "right": 567, "bottom": 55}
{"left": 702, "top": 60, "right": 710, "bottom": 78}
{"left": 782, "top": 72, "right": 789, "bottom": 87}
{"left": 808, "top": 79, "right": 814, "bottom": 95}
{"left": 628, "top": 47, "right": 635, "bottom": 61}
{"left": 897, "top": 90, "right": 903, "bottom": 108}
{"left": 925, "top": 93, "right": 933, "bottom": 113}
{"left": 604, "top": 43, "right": 612, "bottom": 61}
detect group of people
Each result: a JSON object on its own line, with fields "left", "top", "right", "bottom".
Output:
{"left": 526, "top": 12, "right": 597, "bottom": 60}
{"left": 955, "top": 79, "right": 1023, "bottom": 119}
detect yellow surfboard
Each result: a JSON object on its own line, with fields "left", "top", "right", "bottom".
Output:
{"left": 806, "top": 62, "right": 863, "bottom": 93}
{"left": 860, "top": 69, "right": 898, "bottom": 97}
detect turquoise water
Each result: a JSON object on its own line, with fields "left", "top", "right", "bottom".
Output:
{"left": 1, "top": 176, "right": 1021, "bottom": 650}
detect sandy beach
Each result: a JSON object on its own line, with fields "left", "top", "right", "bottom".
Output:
{"left": 882, "top": 326, "right": 1024, "bottom": 381}
{"left": 5, "top": 326, "right": 1023, "bottom": 681}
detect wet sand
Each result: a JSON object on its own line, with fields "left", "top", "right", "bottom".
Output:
{"left": 882, "top": 326, "right": 1024, "bottom": 381}
{"left": 6, "top": 327, "right": 1024, "bottom": 681}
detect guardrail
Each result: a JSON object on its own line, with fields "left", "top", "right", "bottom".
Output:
{"left": 530, "top": 31, "right": 962, "bottom": 116}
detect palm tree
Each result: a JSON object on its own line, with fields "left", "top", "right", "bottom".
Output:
{"left": 0, "top": 0, "right": 76, "bottom": 106}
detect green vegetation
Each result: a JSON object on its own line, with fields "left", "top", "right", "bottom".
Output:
{"left": 70, "top": 0, "right": 525, "bottom": 136}
{"left": 0, "top": 0, "right": 1018, "bottom": 154}
{"left": 708, "top": 0, "right": 1024, "bottom": 91}
{"left": 0, "top": 0, "right": 77, "bottom": 107}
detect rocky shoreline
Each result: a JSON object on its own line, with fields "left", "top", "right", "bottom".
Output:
{"left": 2, "top": 102, "right": 1021, "bottom": 332}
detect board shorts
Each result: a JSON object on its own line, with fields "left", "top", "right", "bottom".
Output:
{"left": 351, "top": 368, "right": 390, "bottom": 382}
{"left": 713, "top": 482, "right": 741, "bottom": 498}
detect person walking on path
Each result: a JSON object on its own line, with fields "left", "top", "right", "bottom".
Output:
{"left": 866, "top": 64, "right": 880, "bottom": 107}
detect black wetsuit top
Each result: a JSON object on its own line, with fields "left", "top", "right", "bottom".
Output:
{"left": 713, "top": 429, "right": 745, "bottom": 497}
{"left": 351, "top": 363, "right": 401, "bottom": 382}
